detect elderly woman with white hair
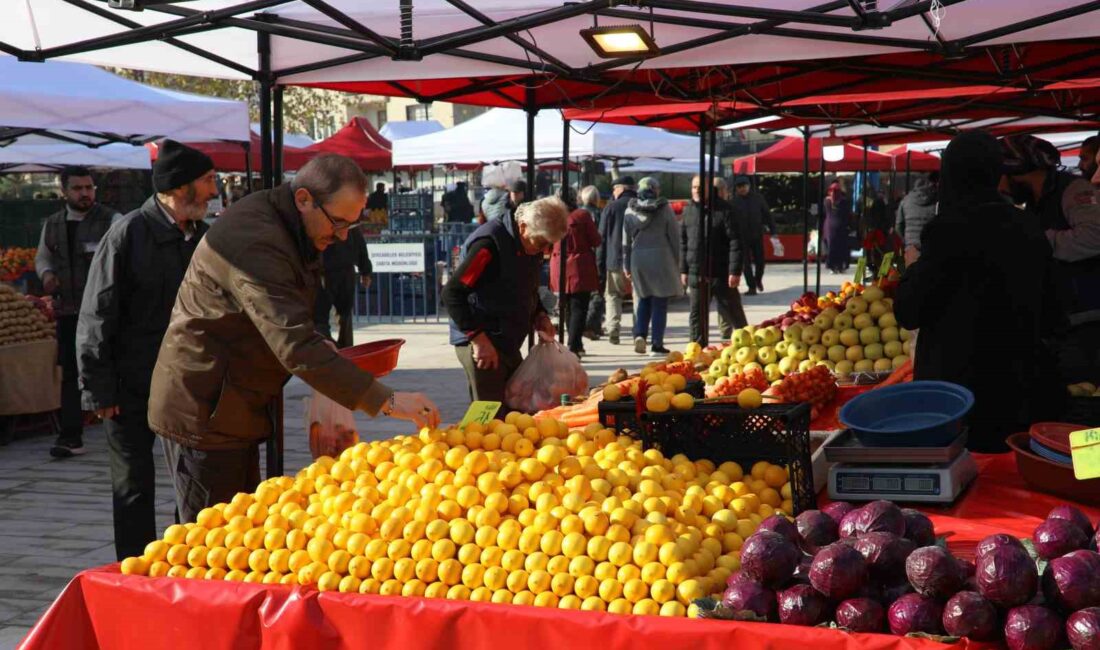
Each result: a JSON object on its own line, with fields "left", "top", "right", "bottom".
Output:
{"left": 444, "top": 196, "right": 569, "bottom": 404}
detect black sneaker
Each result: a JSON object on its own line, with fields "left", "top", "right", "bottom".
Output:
{"left": 757, "top": 280, "right": 764, "bottom": 292}
{"left": 583, "top": 329, "right": 601, "bottom": 341}
{"left": 650, "top": 346, "right": 671, "bottom": 356}
{"left": 50, "top": 437, "right": 86, "bottom": 458}
{"left": 745, "top": 289, "right": 758, "bottom": 296}
{"left": 609, "top": 333, "right": 620, "bottom": 345}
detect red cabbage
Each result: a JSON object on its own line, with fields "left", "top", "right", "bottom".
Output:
{"left": 882, "top": 580, "right": 914, "bottom": 605}
{"left": 777, "top": 583, "right": 829, "bottom": 626}
{"left": 796, "top": 510, "right": 840, "bottom": 554}
{"left": 1067, "top": 607, "right": 1100, "bottom": 650}
{"left": 1049, "top": 505, "right": 1096, "bottom": 538}
{"left": 1034, "top": 518, "right": 1090, "bottom": 560}
{"left": 1041, "top": 550, "right": 1100, "bottom": 612}
{"left": 822, "top": 502, "right": 856, "bottom": 527}
{"left": 905, "top": 546, "right": 964, "bottom": 599}
{"left": 835, "top": 597, "right": 885, "bottom": 633}
{"left": 740, "top": 530, "right": 800, "bottom": 589}
{"left": 888, "top": 593, "right": 944, "bottom": 636}
{"left": 839, "top": 508, "right": 864, "bottom": 538}
{"left": 854, "top": 532, "right": 915, "bottom": 583}
{"left": 722, "top": 579, "right": 778, "bottom": 621}
{"left": 975, "top": 533, "right": 1026, "bottom": 560}
{"left": 1004, "top": 605, "right": 1065, "bottom": 650}
{"left": 901, "top": 508, "right": 936, "bottom": 547}
{"left": 976, "top": 542, "right": 1038, "bottom": 607}
{"left": 942, "top": 591, "right": 999, "bottom": 641}
{"left": 758, "top": 514, "right": 801, "bottom": 546}
{"left": 809, "top": 543, "right": 867, "bottom": 600}
{"left": 859, "top": 500, "right": 906, "bottom": 536}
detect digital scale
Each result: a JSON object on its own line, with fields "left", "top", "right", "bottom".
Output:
{"left": 825, "top": 429, "right": 979, "bottom": 504}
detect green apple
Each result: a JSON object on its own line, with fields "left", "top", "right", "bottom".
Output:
{"left": 765, "top": 326, "right": 782, "bottom": 346}
{"left": 778, "top": 356, "right": 797, "bottom": 375}
{"left": 818, "top": 360, "right": 836, "bottom": 371}
{"left": 828, "top": 345, "right": 847, "bottom": 363}
{"left": 854, "top": 359, "right": 875, "bottom": 373}
{"left": 864, "top": 342, "right": 884, "bottom": 360}
{"left": 879, "top": 312, "right": 898, "bottom": 329}
{"left": 892, "top": 354, "right": 909, "bottom": 369}
{"left": 727, "top": 363, "right": 743, "bottom": 377}
{"left": 775, "top": 340, "right": 790, "bottom": 356}
{"left": 798, "top": 359, "right": 815, "bottom": 372}
{"left": 845, "top": 296, "right": 868, "bottom": 315}
{"left": 735, "top": 346, "right": 757, "bottom": 365}
{"left": 862, "top": 286, "right": 885, "bottom": 302}
{"left": 732, "top": 329, "right": 754, "bottom": 348}
{"left": 801, "top": 325, "right": 822, "bottom": 345}
{"left": 758, "top": 346, "right": 778, "bottom": 365}
{"left": 845, "top": 345, "right": 865, "bottom": 362}
{"left": 821, "top": 329, "right": 841, "bottom": 347}
{"left": 721, "top": 346, "right": 737, "bottom": 363}
{"left": 853, "top": 313, "right": 874, "bottom": 330}
{"left": 783, "top": 324, "right": 803, "bottom": 343}
{"left": 839, "top": 329, "right": 860, "bottom": 347}
{"left": 743, "top": 361, "right": 763, "bottom": 374}
{"left": 873, "top": 358, "right": 894, "bottom": 372}
{"left": 787, "top": 341, "right": 809, "bottom": 361}
{"left": 744, "top": 325, "right": 756, "bottom": 335}
{"left": 859, "top": 327, "right": 881, "bottom": 345}
{"left": 808, "top": 344, "right": 828, "bottom": 362}
{"left": 764, "top": 363, "right": 782, "bottom": 382}
{"left": 834, "top": 360, "right": 854, "bottom": 378}
{"left": 710, "top": 359, "right": 728, "bottom": 375}
{"left": 833, "top": 313, "right": 854, "bottom": 330}
{"left": 899, "top": 328, "right": 912, "bottom": 342}
{"left": 881, "top": 326, "right": 900, "bottom": 343}
{"left": 821, "top": 307, "right": 840, "bottom": 320}
{"left": 902, "top": 339, "right": 912, "bottom": 355}
{"left": 813, "top": 313, "right": 834, "bottom": 330}
{"left": 884, "top": 341, "right": 903, "bottom": 358}
{"left": 868, "top": 300, "right": 889, "bottom": 319}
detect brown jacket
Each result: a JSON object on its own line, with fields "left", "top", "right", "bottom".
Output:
{"left": 148, "top": 184, "right": 391, "bottom": 450}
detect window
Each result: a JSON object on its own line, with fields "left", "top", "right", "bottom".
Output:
{"left": 405, "top": 103, "right": 430, "bottom": 121}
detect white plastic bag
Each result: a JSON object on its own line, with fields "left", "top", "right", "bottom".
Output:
{"left": 770, "top": 236, "right": 785, "bottom": 257}
{"left": 482, "top": 161, "right": 523, "bottom": 189}
{"left": 505, "top": 340, "right": 589, "bottom": 413}
{"left": 305, "top": 389, "right": 359, "bottom": 459}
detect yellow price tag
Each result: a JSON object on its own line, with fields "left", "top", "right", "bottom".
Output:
{"left": 853, "top": 257, "right": 866, "bottom": 285}
{"left": 459, "top": 401, "right": 501, "bottom": 428}
{"left": 1069, "top": 428, "right": 1100, "bottom": 480}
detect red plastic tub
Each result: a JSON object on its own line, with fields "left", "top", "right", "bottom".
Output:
{"left": 339, "top": 339, "right": 405, "bottom": 378}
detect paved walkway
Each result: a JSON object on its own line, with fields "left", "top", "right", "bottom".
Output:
{"left": 0, "top": 263, "right": 842, "bottom": 648}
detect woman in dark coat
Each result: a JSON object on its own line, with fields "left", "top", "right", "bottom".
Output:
{"left": 894, "top": 131, "right": 1062, "bottom": 452}
{"left": 550, "top": 202, "right": 602, "bottom": 357}
{"left": 823, "top": 180, "right": 852, "bottom": 273}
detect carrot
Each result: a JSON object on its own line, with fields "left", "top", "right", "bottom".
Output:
{"left": 879, "top": 359, "right": 913, "bottom": 387}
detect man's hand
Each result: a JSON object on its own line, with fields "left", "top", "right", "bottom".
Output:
{"left": 360, "top": 274, "right": 372, "bottom": 289}
{"left": 471, "top": 333, "right": 499, "bottom": 370}
{"left": 383, "top": 392, "right": 440, "bottom": 430}
{"left": 535, "top": 312, "right": 556, "bottom": 342}
{"left": 681, "top": 273, "right": 688, "bottom": 287}
{"left": 728, "top": 274, "right": 741, "bottom": 289}
{"left": 904, "top": 245, "right": 921, "bottom": 266}
{"left": 96, "top": 406, "right": 119, "bottom": 420}
{"left": 41, "top": 271, "right": 59, "bottom": 295}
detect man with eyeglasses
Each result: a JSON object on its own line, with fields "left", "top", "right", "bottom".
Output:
{"left": 76, "top": 141, "right": 216, "bottom": 560}
{"left": 148, "top": 154, "right": 439, "bottom": 523}
{"left": 35, "top": 166, "right": 121, "bottom": 459}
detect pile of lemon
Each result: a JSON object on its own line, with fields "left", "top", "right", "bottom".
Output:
{"left": 602, "top": 366, "right": 697, "bottom": 413}
{"left": 121, "top": 413, "right": 793, "bottom": 617}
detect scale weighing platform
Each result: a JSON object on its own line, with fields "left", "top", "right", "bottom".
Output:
{"left": 825, "top": 429, "right": 978, "bottom": 504}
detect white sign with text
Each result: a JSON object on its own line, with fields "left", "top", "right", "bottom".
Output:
{"left": 367, "top": 243, "right": 425, "bottom": 273}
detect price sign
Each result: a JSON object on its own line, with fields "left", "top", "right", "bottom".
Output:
{"left": 878, "top": 252, "right": 895, "bottom": 279}
{"left": 459, "top": 401, "right": 502, "bottom": 428}
{"left": 853, "top": 257, "right": 867, "bottom": 285}
{"left": 1070, "top": 428, "right": 1100, "bottom": 480}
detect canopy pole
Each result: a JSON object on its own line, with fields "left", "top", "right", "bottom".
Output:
{"left": 802, "top": 127, "right": 810, "bottom": 293}
{"left": 558, "top": 118, "right": 570, "bottom": 346}
{"left": 905, "top": 150, "right": 913, "bottom": 194}
{"left": 861, "top": 137, "right": 869, "bottom": 244}
{"left": 258, "top": 32, "right": 273, "bottom": 190}
{"left": 696, "top": 121, "right": 710, "bottom": 348}
{"left": 525, "top": 87, "right": 536, "bottom": 352}
{"left": 273, "top": 85, "right": 284, "bottom": 186}
{"left": 816, "top": 154, "right": 825, "bottom": 296}
{"left": 705, "top": 123, "right": 719, "bottom": 348}
{"left": 243, "top": 139, "right": 254, "bottom": 194}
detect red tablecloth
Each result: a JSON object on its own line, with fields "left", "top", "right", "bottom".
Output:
{"left": 18, "top": 454, "right": 1099, "bottom": 650}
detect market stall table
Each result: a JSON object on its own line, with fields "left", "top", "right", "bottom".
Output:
{"left": 18, "top": 452, "right": 1087, "bottom": 650}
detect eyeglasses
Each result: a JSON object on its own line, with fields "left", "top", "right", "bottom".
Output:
{"left": 317, "top": 202, "right": 361, "bottom": 232}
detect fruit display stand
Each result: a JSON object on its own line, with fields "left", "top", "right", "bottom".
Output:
{"left": 18, "top": 453, "right": 1088, "bottom": 650}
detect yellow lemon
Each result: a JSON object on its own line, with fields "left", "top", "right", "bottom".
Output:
{"left": 598, "top": 578, "right": 623, "bottom": 602}
{"left": 120, "top": 556, "right": 149, "bottom": 576}
{"left": 607, "top": 598, "right": 632, "bottom": 615}
{"left": 660, "top": 601, "right": 686, "bottom": 617}
{"left": 608, "top": 541, "right": 633, "bottom": 567}
{"left": 633, "top": 598, "right": 661, "bottom": 616}
{"left": 569, "top": 555, "right": 595, "bottom": 578}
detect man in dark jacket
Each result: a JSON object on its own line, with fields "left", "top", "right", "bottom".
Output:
{"left": 35, "top": 166, "right": 121, "bottom": 458}
{"left": 597, "top": 176, "right": 636, "bottom": 345}
{"left": 315, "top": 226, "right": 372, "bottom": 348}
{"left": 76, "top": 141, "right": 216, "bottom": 560}
{"left": 442, "top": 181, "right": 475, "bottom": 223}
{"left": 148, "top": 154, "right": 438, "bottom": 523}
{"left": 732, "top": 176, "right": 777, "bottom": 295}
{"left": 896, "top": 173, "right": 939, "bottom": 259}
{"left": 896, "top": 132, "right": 1061, "bottom": 452}
{"left": 681, "top": 176, "right": 747, "bottom": 344}
{"left": 366, "top": 182, "right": 388, "bottom": 211}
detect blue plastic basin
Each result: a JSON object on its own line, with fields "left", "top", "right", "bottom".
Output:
{"left": 839, "top": 381, "right": 975, "bottom": 447}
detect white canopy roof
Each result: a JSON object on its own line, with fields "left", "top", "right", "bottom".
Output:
{"left": 250, "top": 123, "right": 314, "bottom": 148}
{"left": 393, "top": 108, "right": 698, "bottom": 167}
{"left": 619, "top": 157, "right": 717, "bottom": 175}
{"left": 380, "top": 120, "right": 445, "bottom": 141}
{"left": 4, "top": 1, "right": 1097, "bottom": 82}
{"left": 0, "top": 142, "right": 151, "bottom": 171}
{"left": 0, "top": 56, "right": 249, "bottom": 142}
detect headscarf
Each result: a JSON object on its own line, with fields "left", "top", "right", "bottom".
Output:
{"left": 938, "top": 131, "right": 1004, "bottom": 213}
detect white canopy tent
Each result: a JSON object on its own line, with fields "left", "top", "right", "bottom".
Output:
{"left": 0, "top": 56, "right": 249, "bottom": 144}
{"left": 0, "top": 142, "right": 151, "bottom": 171}
{"left": 380, "top": 120, "right": 445, "bottom": 141}
{"left": 392, "top": 108, "right": 698, "bottom": 167}
{"left": 620, "top": 157, "right": 717, "bottom": 175}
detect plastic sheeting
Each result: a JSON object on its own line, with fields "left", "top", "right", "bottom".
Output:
{"left": 19, "top": 452, "right": 1094, "bottom": 650}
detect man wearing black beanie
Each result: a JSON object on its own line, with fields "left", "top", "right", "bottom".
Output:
{"left": 76, "top": 139, "right": 218, "bottom": 561}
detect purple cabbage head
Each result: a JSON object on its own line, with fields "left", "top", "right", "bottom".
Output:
{"left": 1034, "top": 518, "right": 1090, "bottom": 560}
{"left": 975, "top": 533, "right": 1026, "bottom": 561}
{"left": 882, "top": 580, "right": 914, "bottom": 605}
{"left": 905, "top": 546, "right": 964, "bottom": 599}
{"left": 758, "top": 515, "right": 801, "bottom": 546}
{"left": 740, "top": 530, "right": 800, "bottom": 589}
{"left": 777, "top": 583, "right": 829, "bottom": 626}
{"left": 839, "top": 508, "right": 864, "bottom": 538}
{"left": 822, "top": 502, "right": 856, "bottom": 527}
{"left": 859, "top": 501, "right": 907, "bottom": 536}
{"left": 1067, "top": 607, "right": 1100, "bottom": 650}
{"left": 942, "top": 591, "right": 999, "bottom": 641}
{"left": 854, "top": 532, "right": 915, "bottom": 583}
{"left": 722, "top": 579, "right": 777, "bottom": 621}
{"left": 887, "top": 593, "right": 944, "bottom": 636}
{"left": 1048, "top": 505, "right": 1096, "bottom": 539}
{"left": 796, "top": 510, "right": 840, "bottom": 554}
{"left": 976, "top": 542, "right": 1039, "bottom": 608}
{"left": 791, "top": 555, "right": 813, "bottom": 585}
{"left": 1042, "top": 550, "right": 1100, "bottom": 612}
{"left": 809, "top": 543, "right": 867, "bottom": 600}
{"left": 901, "top": 509, "right": 936, "bottom": 547}
{"left": 1004, "top": 605, "right": 1065, "bottom": 650}
{"left": 835, "top": 598, "right": 885, "bottom": 633}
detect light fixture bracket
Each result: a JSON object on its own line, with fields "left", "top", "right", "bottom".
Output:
{"left": 580, "top": 23, "right": 660, "bottom": 59}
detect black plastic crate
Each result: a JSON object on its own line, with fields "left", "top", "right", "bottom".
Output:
{"left": 641, "top": 402, "right": 814, "bottom": 515}
{"left": 596, "top": 380, "right": 705, "bottom": 437}
{"left": 388, "top": 211, "right": 432, "bottom": 232}
{"left": 389, "top": 193, "right": 434, "bottom": 213}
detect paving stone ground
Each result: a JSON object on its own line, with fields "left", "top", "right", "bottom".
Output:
{"left": 0, "top": 264, "right": 841, "bottom": 648}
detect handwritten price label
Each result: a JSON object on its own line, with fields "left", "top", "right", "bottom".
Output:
{"left": 1069, "top": 428, "right": 1100, "bottom": 480}
{"left": 459, "top": 401, "right": 502, "bottom": 428}
{"left": 853, "top": 257, "right": 866, "bottom": 285}
{"left": 878, "top": 252, "right": 895, "bottom": 279}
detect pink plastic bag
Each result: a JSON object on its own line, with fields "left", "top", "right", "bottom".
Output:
{"left": 504, "top": 340, "right": 588, "bottom": 413}
{"left": 305, "top": 389, "right": 359, "bottom": 459}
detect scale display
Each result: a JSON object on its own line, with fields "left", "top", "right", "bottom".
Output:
{"left": 835, "top": 471, "right": 941, "bottom": 495}
{"left": 827, "top": 451, "right": 977, "bottom": 504}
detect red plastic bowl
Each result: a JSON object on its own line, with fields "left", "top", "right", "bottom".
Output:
{"left": 1029, "top": 422, "right": 1078, "bottom": 456}
{"left": 1007, "top": 431, "right": 1100, "bottom": 506}
{"left": 339, "top": 339, "right": 405, "bottom": 378}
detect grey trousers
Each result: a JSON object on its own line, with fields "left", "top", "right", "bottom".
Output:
{"left": 161, "top": 438, "right": 260, "bottom": 523}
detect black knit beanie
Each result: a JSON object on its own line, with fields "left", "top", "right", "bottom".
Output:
{"left": 154, "top": 139, "right": 214, "bottom": 192}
